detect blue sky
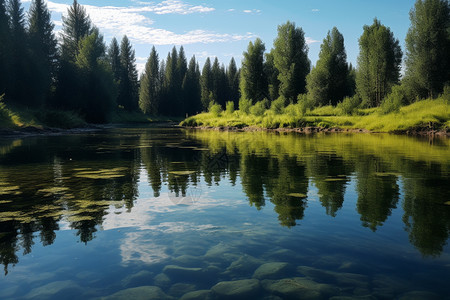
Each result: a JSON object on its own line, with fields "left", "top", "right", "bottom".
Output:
{"left": 22, "top": 0, "right": 415, "bottom": 73}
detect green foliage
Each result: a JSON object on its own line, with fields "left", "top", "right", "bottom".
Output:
{"left": 239, "top": 97, "right": 252, "bottom": 114}
{"left": 356, "top": 19, "right": 402, "bottom": 107}
{"left": 265, "top": 51, "right": 280, "bottom": 101}
{"left": 7, "top": 0, "right": 28, "bottom": 106}
{"left": 227, "top": 57, "right": 240, "bottom": 107}
{"left": 297, "top": 94, "right": 314, "bottom": 115}
{"left": 208, "top": 102, "right": 222, "bottom": 116}
{"left": 117, "top": 35, "right": 139, "bottom": 111}
{"left": 108, "top": 37, "right": 121, "bottom": 83}
{"left": 337, "top": 95, "right": 361, "bottom": 115}
{"left": 139, "top": 46, "right": 160, "bottom": 115}
{"left": 225, "top": 101, "right": 235, "bottom": 114}
{"left": 405, "top": 0, "right": 450, "bottom": 99}
{"left": 200, "top": 57, "right": 212, "bottom": 111}
{"left": 250, "top": 99, "right": 269, "bottom": 116}
{"left": 183, "top": 55, "right": 202, "bottom": 116}
{"left": 240, "top": 38, "right": 268, "bottom": 103}
{"left": 0, "top": 0, "right": 10, "bottom": 96}
{"left": 74, "top": 29, "right": 116, "bottom": 123}
{"left": 272, "top": 21, "right": 310, "bottom": 102}
{"left": 61, "top": 0, "right": 91, "bottom": 62}
{"left": 270, "top": 97, "right": 285, "bottom": 114}
{"left": 307, "top": 27, "right": 352, "bottom": 106}
{"left": 380, "top": 85, "right": 406, "bottom": 114}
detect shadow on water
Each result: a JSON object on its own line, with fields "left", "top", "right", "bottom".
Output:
{"left": 0, "top": 127, "right": 449, "bottom": 278}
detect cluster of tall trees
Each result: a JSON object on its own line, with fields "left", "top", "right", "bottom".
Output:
{"left": 238, "top": 0, "right": 449, "bottom": 113}
{"left": 0, "top": 0, "right": 448, "bottom": 123}
{"left": 139, "top": 48, "right": 240, "bottom": 117}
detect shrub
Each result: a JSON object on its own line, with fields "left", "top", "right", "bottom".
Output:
{"left": 208, "top": 102, "right": 223, "bottom": 116}
{"left": 297, "top": 94, "right": 314, "bottom": 115}
{"left": 337, "top": 95, "right": 361, "bottom": 115}
{"left": 380, "top": 85, "right": 405, "bottom": 114}
{"left": 225, "top": 101, "right": 235, "bottom": 114}
{"left": 270, "top": 97, "right": 286, "bottom": 114}
{"left": 238, "top": 98, "right": 252, "bottom": 114}
{"left": 250, "top": 99, "right": 269, "bottom": 116}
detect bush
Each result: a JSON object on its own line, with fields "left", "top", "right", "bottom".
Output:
{"left": 250, "top": 99, "right": 269, "bottom": 116}
{"left": 239, "top": 98, "right": 252, "bottom": 114}
{"left": 380, "top": 85, "right": 405, "bottom": 114}
{"left": 270, "top": 97, "right": 285, "bottom": 114}
{"left": 225, "top": 101, "right": 235, "bottom": 114}
{"left": 337, "top": 95, "right": 361, "bottom": 115}
{"left": 208, "top": 102, "right": 223, "bottom": 116}
{"left": 297, "top": 94, "right": 314, "bottom": 115}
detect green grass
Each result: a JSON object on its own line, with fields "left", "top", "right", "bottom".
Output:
{"left": 0, "top": 100, "right": 86, "bottom": 129}
{"left": 180, "top": 97, "right": 450, "bottom": 133}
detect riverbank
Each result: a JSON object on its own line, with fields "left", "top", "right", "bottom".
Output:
{"left": 180, "top": 98, "right": 450, "bottom": 136}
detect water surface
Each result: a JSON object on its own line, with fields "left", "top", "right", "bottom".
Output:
{"left": 0, "top": 127, "right": 449, "bottom": 299}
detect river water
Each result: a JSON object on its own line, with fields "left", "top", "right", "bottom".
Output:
{"left": 0, "top": 126, "right": 449, "bottom": 299}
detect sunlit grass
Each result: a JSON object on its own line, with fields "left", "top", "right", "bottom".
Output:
{"left": 181, "top": 97, "right": 450, "bottom": 133}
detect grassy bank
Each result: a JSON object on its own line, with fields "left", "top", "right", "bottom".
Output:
{"left": 0, "top": 98, "right": 177, "bottom": 130}
{"left": 180, "top": 97, "right": 450, "bottom": 133}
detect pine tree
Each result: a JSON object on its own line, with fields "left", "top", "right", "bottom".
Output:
{"left": 118, "top": 35, "right": 139, "bottom": 111}
{"left": 7, "top": 0, "right": 27, "bottom": 105}
{"left": 405, "top": 0, "right": 450, "bottom": 99}
{"left": 0, "top": 0, "right": 9, "bottom": 96}
{"left": 75, "top": 28, "right": 115, "bottom": 122}
{"left": 108, "top": 37, "right": 121, "bottom": 83}
{"left": 183, "top": 55, "right": 201, "bottom": 116}
{"left": 61, "top": 0, "right": 91, "bottom": 62}
{"left": 227, "top": 57, "right": 240, "bottom": 107}
{"left": 139, "top": 46, "right": 160, "bottom": 115}
{"left": 240, "top": 38, "right": 268, "bottom": 104}
{"left": 28, "top": 0, "right": 58, "bottom": 107}
{"left": 200, "top": 57, "right": 212, "bottom": 110}
{"left": 307, "top": 27, "right": 351, "bottom": 106}
{"left": 272, "top": 21, "right": 310, "bottom": 102}
{"left": 356, "top": 19, "right": 402, "bottom": 107}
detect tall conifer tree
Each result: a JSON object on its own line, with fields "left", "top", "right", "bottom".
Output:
{"left": 28, "top": 0, "right": 58, "bottom": 106}
{"left": 0, "top": 0, "right": 10, "bottom": 96}
{"left": 118, "top": 35, "right": 139, "bottom": 111}
{"left": 139, "top": 46, "right": 160, "bottom": 115}
{"left": 61, "top": 0, "right": 91, "bottom": 62}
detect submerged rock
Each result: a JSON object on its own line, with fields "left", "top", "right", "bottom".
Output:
{"left": 253, "top": 262, "right": 291, "bottom": 280}
{"left": 121, "top": 270, "right": 154, "bottom": 288}
{"left": 101, "top": 286, "right": 173, "bottom": 300}
{"left": 168, "top": 283, "right": 196, "bottom": 297}
{"left": 24, "top": 280, "right": 82, "bottom": 299}
{"left": 297, "top": 266, "right": 369, "bottom": 288}
{"left": 154, "top": 273, "right": 171, "bottom": 288}
{"left": 173, "top": 255, "right": 206, "bottom": 267}
{"left": 180, "top": 290, "right": 211, "bottom": 300}
{"left": 262, "top": 277, "right": 339, "bottom": 300}
{"left": 211, "top": 279, "right": 260, "bottom": 299}
{"left": 223, "top": 254, "right": 263, "bottom": 278}
{"left": 163, "top": 265, "right": 218, "bottom": 282}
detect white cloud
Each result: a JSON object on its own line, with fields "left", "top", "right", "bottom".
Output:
{"left": 306, "top": 37, "right": 320, "bottom": 45}
{"left": 227, "top": 8, "right": 235, "bottom": 12}
{"left": 312, "top": 9, "right": 319, "bottom": 12}
{"left": 243, "top": 9, "right": 261, "bottom": 14}
{"left": 45, "top": 1, "right": 253, "bottom": 46}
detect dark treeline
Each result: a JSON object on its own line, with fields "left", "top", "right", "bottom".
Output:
{"left": 0, "top": 0, "right": 448, "bottom": 123}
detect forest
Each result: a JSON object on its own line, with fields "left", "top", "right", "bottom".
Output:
{"left": 0, "top": 0, "right": 449, "bottom": 130}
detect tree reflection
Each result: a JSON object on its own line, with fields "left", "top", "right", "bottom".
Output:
{"left": 0, "top": 128, "right": 450, "bottom": 275}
